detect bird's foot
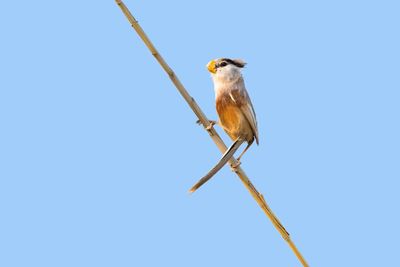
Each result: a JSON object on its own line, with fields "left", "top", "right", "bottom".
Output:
{"left": 230, "top": 160, "right": 241, "bottom": 171}
{"left": 196, "top": 119, "right": 217, "bottom": 130}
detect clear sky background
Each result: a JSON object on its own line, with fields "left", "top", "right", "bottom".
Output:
{"left": 1, "top": 1, "right": 399, "bottom": 266}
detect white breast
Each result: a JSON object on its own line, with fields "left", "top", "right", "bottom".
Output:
{"left": 211, "top": 64, "right": 243, "bottom": 98}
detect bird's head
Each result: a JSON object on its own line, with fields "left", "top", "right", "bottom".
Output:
{"left": 206, "top": 58, "right": 246, "bottom": 81}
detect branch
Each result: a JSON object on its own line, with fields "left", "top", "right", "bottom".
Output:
{"left": 115, "top": 1, "right": 308, "bottom": 266}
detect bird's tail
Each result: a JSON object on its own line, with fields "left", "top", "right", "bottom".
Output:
{"left": 189, "top": 138, "right": 244, "bottom": 193}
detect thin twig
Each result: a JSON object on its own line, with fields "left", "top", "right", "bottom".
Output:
{"left": 115, "top": 1, "right": 308, "bottom": 266}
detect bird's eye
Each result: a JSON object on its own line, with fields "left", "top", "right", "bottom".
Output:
{"left": 219, "top": 61, "right": 228, "bottom": 67}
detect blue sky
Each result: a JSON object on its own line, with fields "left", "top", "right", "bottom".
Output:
{"left": 1, "top": 1, "right": 399, "bottom": 266}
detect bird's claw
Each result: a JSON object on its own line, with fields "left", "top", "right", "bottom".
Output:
{"left": 196, "top": 119, "right": 216, "bottom": 130}
{"left": 230, "top": 161, "right": 241, "bottom": 170}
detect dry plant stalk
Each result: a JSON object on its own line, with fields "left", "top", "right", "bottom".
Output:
{"left": 115, "top": 1, "right": 308, "bottom": 266}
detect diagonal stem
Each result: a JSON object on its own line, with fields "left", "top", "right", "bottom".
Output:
{"left": 115, "top": 1, "right": 308, "bottom": 266}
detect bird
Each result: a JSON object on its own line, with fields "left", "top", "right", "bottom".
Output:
{"left": 189, "top": 58, "right": 259, "bottom": 193}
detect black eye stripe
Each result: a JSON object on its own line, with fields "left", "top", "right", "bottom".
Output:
{"left": 223, "top": 59, "right": 235, "bottom": 65}
{"left": 217, "top": 58, "right": 245, "bottom": 68}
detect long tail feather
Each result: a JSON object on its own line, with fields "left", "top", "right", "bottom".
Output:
{"left": 189, "top": 138, "right": 244, "bottom": 193}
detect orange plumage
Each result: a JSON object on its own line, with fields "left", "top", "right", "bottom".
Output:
{"left": 189, "top": 58, "right": 258, "bottom": 193}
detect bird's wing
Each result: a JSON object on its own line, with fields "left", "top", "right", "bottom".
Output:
{"left": 231, "top": 88, "right": 259, "bottom": 144}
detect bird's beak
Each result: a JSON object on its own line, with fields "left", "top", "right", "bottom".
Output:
{"left": 207, "top": 60, "right": 217, "bottom": 74}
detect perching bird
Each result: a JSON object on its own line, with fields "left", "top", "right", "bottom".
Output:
{"left": 189, "top": 58, "right": 258, "bottom": 193}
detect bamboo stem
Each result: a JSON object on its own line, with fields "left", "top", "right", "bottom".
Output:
{"left": 115, "top": 1, "right": 308, "bottom": 266}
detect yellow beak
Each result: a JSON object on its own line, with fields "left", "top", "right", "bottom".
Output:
{"left": 206, "top": 60, "right": 217, "bottom": 74}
